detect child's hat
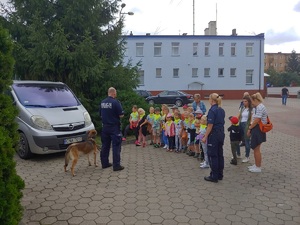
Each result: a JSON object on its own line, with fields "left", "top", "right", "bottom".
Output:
{"left": 182, "top": 104, "right": 188, "bottom": 109}
{"left": 167, "top": 113, "right": 173, "bottom": 118}
{"left": 171, "top": 105, "right": 178, "bottom": 109}
{"left": 229, "top": 116, "right": 239, "bottom": 125}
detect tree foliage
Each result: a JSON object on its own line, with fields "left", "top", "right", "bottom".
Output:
{"left": 1, "top": 0, "right": 141, "bottom": 130}
{"left": 0, "top": 25, "right": 25, "bottom": 225}
{"left": 286, "top": 50, "right": 300, "bottom": 74}
{"left": 265, "top": 68, "right": 300, "bottom": 87}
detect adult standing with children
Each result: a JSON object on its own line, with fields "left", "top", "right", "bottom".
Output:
{"left": 247, "top": 92, "right": 267, "bottom": 173}
{"left": 202, "top": 93, "right": 225, "bottom": 183}
{"left": 238, "top": 96, "right": 253, "bottom": 163}
{"left": 99, "top": 87, "right": 124, "bottom": 171}
{"left": 192, "top": 94, "right": 206, "bottom": 115}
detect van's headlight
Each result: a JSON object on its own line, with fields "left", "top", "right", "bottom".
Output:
{"left": 84, "top": 112, "right": 92, "bottom": 126}
{"left": 31, "top": 115, "right": 52, "bottom": 130}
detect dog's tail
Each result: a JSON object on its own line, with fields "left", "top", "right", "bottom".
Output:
{"left": 64, "top": 145, "right": 72, "bottom": 172}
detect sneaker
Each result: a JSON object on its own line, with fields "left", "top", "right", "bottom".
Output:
{"left": 200, "top": 163, "right": 210, "bottom": 169}
{"left": 163, "top": 145, "right": 168, "bottom": 149}
{"left": 230, "top": 159, "right": 237, "bottom": 165}
{"left": 242, "top": 157, "right": 250, "bottom": 163}
{"left": 248, "top": 164, "right": 256, "bottom": 169}
{"left": 249, "top": 167, "right": 262, "bottom": 173}
{"left": 135, "top": 141, "right": 141, "bottom": 146}
{"left": 122, "top": 137, "right": 126, "bottom": 141}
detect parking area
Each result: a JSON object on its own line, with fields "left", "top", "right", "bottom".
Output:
{"left": 17, "top": 97, "right": 300, "bottom": 225}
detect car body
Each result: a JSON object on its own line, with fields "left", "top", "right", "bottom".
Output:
{"left": 9, "top": 80, "right": 95, "bottom": 159}
{"left": 145, "top": 90, "right": 193, "bottom": 107}
{"left": 134, "top": 90, "right": 152, "bottom": 98}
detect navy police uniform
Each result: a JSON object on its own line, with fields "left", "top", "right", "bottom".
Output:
{"left": 99, "top": 96, "right": 124, "bottom": 169}
{"left": 207, "top": 104, "right": 225, "bottom": 181}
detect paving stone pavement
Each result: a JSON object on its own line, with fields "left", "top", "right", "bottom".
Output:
{"left": 16, "top": 98, "right": 300, "bottom": 225}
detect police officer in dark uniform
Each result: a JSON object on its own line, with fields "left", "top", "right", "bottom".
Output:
{"left": 202, "top": 93, "right": 225, "bottom": 182}
{"left": 99, "top": 87, "right": 124, "bottom": 171}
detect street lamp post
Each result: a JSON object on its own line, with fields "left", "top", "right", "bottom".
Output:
{"left": 119, "top": 3, "right": 134, "bottom": 17}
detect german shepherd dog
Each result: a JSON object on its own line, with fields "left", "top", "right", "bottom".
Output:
{"left": 64, "top": 129, "right": 99, "bottom": 176}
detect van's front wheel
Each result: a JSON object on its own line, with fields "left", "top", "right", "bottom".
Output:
{"left": 17, "top": 132, "right": 33, "bottom": 159}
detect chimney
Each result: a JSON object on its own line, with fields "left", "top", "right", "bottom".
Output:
{"left": 232, "top": 29, "right": 237, "bottom": 36}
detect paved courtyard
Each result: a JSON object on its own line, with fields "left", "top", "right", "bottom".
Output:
{"left": 16, "top": 97, "right": 300, "bottom": 225}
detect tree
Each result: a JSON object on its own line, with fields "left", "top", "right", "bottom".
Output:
{"left": 286, "top": 50, "right": 300, "bottom": 74}
{"left": 1, "top": 0, "right": 141, "bottom": 130}
{"left": 0, "top": 25, "right": 25, "bottom": 225}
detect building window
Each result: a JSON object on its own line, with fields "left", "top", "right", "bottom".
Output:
{"left": 230, "top": 68, "right": 236, "bottom": 77}
{"left": 154, "top": 42, "right": 162, "bottom": 57}
{"left": 219, "top": 43, "right": 224, "bottom": 56}
{"left": 246, "top": 70, "right": 253, "bottom": 84}
{"left": 231, "top": 43, "right": 236, "bottom": 56}
{"left": 192, "top": 68, "right": 198, "bottom": 77}
{"left": 138, "top": 70, "right": 144, "bottom": 85}
{"left": 218, "top": 68, "right": 224, "bottom": 77}
{"left": 173, "top": 68, "right": 179, "bottom": 78}
{"left": 156, "top": 68, "right": 162, "bottom": 78}
{"left": 193, "top": 43, "right": 198, "bottom": 56}
{"left": 172, "top": 42, "right": 180, "bottom": 56}
{"left": 204, "top": 68, "right": 210, "bottom": 77}
{"left": 205, "top": 42, "right": 210, "bottom": 56}
{"left": 136, "top": 43, "right": 144, "bottom": 57}
{"left": 246, "top": 43, "right": 254, "bottom": 56}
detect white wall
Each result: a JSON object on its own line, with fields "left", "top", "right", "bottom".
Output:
{"left": 123, "top": 34, "right": 264, "bottom": 92}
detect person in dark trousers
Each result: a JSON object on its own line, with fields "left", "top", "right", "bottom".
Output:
{"left": 281, "top": 86, "right": 289, "bottom": 105}
{"left": 227, "top": 116, "right": 242, "bottom": 165}
{"left": 99, "top": 87, "right": 124, "bottom": 171}
{"left": 202, "top": 93, "right": 225, "bottom": 183}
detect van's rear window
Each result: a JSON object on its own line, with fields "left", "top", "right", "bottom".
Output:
{"left": 12, "top": 83, "right": 80, "bottom": 108}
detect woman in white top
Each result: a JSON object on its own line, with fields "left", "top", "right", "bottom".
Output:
{"left": 247, "top": 93, "right": 267, "bottom": 173}
{"left": 238, "top": 96, "right": 253, "bottom": 163}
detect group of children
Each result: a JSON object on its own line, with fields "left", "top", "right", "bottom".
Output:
{"left": 122, "top": 104, "right": 210, "bottom": 169}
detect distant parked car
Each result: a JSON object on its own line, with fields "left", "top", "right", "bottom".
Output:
{"left": 134, "top": 90, "right": 152, "bottom": 99}
{"left": 146, "top": 90, "right": 193, "bottom": 107}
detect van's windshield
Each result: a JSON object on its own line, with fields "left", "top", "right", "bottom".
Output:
{"left": 12, "top": 83, "right": 80, "bottom": 108}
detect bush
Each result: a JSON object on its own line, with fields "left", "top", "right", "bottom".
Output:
{"left": 0, "top": 26, "right": 25, "bottom": 225}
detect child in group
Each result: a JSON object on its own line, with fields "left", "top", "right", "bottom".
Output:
{"left": 186, "top": 113, "right": 196, "bottom": 156}
{"left": 193, "top": 118, "right": 201, "bottom": 159}
{"left": 146, "top": 107, "right": 155, "bottom": 145}
{"left": 174, "top": 111, "right": 183, "bottom": 153}
{"left": 164, "top": 113, "right": 176, "bottom": 152}
{"left": 152, "top": 107, "right": 162, "bottom": 148}
{"left": 123, "top": 105, "right": 139, "bottom": 144}
{"left": 181, "top": 104, "right": 189, "bottom": 120}
{"left": 227, "top": 116, "right": 242, "bottom": 165}
{"left": 137, "top": 108, "right": 148, "bottom": 147}
{"left": 199, "top": 115, "right": 209, "bottom": 168}
{"left": 181, "top": 111, "right": 190, "bottom": 152}
{"left": 161, "top": 106, "right": 169, "bottom": 149}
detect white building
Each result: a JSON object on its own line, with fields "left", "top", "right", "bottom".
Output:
{"left": 123, "top": 32, "right": 265, "bottom": 99}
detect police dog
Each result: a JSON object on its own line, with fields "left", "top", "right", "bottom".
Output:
{"left": 64, "top": 129, "right": 99, "bottom": 176}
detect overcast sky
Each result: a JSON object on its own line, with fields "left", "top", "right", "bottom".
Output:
{"left": 122, "top": 0, "right": 300, "bottom": 53}
{"left": 1, "top": 0, "right": 299, "bottom": 53}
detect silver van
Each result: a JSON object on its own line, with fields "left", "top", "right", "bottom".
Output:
{"left": 10, "top": 80, "right": 95, "bottom": 159}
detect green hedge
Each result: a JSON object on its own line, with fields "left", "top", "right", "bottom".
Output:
{"left": 0, "top": 26, "right": 25, "bottom": 225}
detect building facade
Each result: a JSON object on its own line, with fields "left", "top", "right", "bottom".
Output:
{"left": 123, "top": 34, "right": 265, "bottom": 99}
{"left": 264, "top": 52, "right": 300, "bottom": 73}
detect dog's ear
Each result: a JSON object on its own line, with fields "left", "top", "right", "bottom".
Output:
{"left": 88, "top": 129, "right": 97, "bottom": 138}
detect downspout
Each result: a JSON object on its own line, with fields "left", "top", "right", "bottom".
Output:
{"left": 259, "top": 39, "right": 262, "bottom": 93}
